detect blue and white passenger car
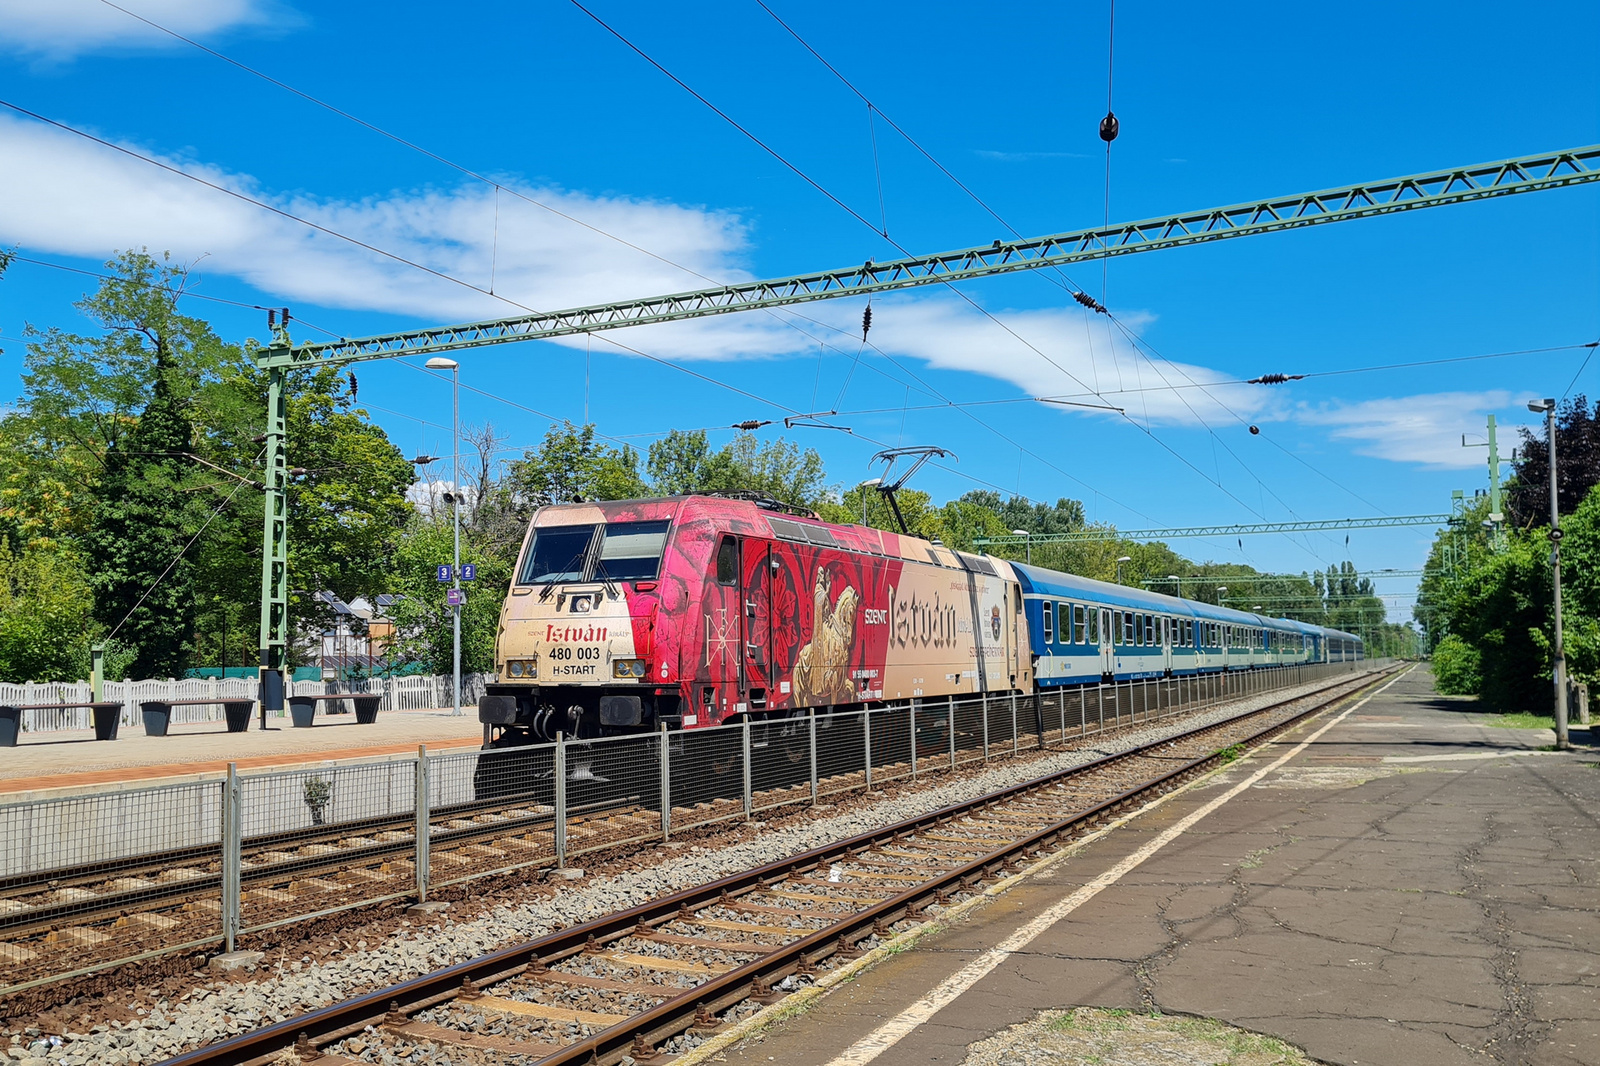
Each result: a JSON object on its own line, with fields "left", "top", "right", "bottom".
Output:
{"left": 1011, "top": 562, "right": 1363, "bottom": 687}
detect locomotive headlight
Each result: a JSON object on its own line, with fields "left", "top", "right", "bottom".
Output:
{"left": 613, "top": 658, "right": 646, "bottom": 678}
{"left": 506, "top": 658, "right": 537, "bottom": 679}
{"left": 507, "top": 660, "right": 523, "bottom": 678}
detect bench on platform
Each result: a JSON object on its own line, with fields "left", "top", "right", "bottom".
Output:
{"left": 139, "top": 698, "right": 255, "bottom": 736}
{"left": 0, "top": 701, "right": 125, "bottom": 746}
{"left": 288, "top": 692, "right": 381, "bottom": 728}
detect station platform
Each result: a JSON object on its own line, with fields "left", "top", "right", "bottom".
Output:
{"left": 723, "top": 667, "right": 1600, "bottom": 1066}
{"left": 0, "top": 708, "right": 483, "bottom": 800}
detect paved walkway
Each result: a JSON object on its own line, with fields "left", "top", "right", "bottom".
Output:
{"left": 0, "top": 709, "right": 484, "bottom": 798}
{"left": 723, "top": 668, "right": 1600, "bottom": 1066}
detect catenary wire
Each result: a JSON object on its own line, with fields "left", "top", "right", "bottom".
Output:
{"left": 745, "top": 3, "right": 1391, "bottom": 545}
{"left": 90, "top": 0, "right": 939, "bottom": 407}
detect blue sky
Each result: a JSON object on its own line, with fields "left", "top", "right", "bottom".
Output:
{"left": 1, "top": 0, "right": 1597, "bottom": 625}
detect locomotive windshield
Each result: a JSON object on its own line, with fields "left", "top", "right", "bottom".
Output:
{"left": 517, "top": 520, "right": 670, "bottom": 584}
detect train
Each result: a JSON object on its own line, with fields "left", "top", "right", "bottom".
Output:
{"left": 476, "top": 493, "right": 1362, "bottom": 746}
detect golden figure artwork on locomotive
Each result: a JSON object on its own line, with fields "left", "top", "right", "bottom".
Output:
{"left": 791, "top": 566, "right": 860, "bottom": 706}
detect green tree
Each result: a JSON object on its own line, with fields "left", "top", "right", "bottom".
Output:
{"left": 503, "top": 422, "right": 645, "bottom": 508}
{"left": 0, "top": 252, "right": 232, "bottom": 547}
{"left": 1431, "top": 635, "right": 1481, "bottom": 694}
{"left": 382, "top": 519, "right": 509, "bottom": 675}
{"left": 0, "top": 251, "right": 416, "bottom": 675}
{"left": 645, "top": 429, "right": 833, "bottom": 508}
{"left": 84, "top": 352, "right": 202, "bottom": 678}
{"left": 1505, "top": 395, "right": 1600, "bottom": 528}
{"left": 0, "top": 540, "right": 95, "bottom": 683}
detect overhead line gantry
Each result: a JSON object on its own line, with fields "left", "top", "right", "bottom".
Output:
{"left": 252, "top": 144, "right": 1600, "bottom": 709}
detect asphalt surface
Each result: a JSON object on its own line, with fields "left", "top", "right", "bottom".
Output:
{"left": 721, "top": 667, "right": 1600, "bottom": 1066}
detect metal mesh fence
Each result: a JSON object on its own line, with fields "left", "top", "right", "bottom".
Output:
{"left": 912, "top": 700, "right": 952, "bottom": 775}
{"left": 670, "top": 723, "right": 745, "bottom": 830}
{"left": 0, "top": 658, "right": 1386, "bottom": 993}
{"left": 749, "top": 716, "right": 815, "bottom": 812}
{"left": 952, "top": 695, "right": 986, "bottom": 768}
{"left": 869, "top": 705, "right": 913, "bottom": 786}
{"left": 236, "top": 759, "right": 418, "bottom": 935}
{"left": 429, "top": 743, "right": 558, "bottom": 889}
{"left": 562, "top": 733, "right": 663, "bottom": 861}
{"left": 815, "top": 709, "right": 866, "bottom": 797}
{"left": 0, "top": 779, "right": 225, "bottom": 992}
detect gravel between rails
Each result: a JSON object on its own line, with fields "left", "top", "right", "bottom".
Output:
{"left": 2, "top": 672, "right": 1375, "bottom": 1066}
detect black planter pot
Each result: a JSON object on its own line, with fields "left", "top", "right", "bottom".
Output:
{"left": 289, "top": 697, "right": 317, "bottom": 728}
{"left": 223, "top": 701, "right": 253, "bottom": 733}
{"left": 353, "top": 696, "right": 380, "bottom": 725}
{"left": 92, "top": 703, "right": 121, "bottom": 741}
{"left": 141, "top": 702, "right": 172, "bottom": 737}
{"left": 0, "top": 705, "right": 19, "bottom": 747}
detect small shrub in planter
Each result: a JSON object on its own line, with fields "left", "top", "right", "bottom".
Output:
{"left": 303, "top": 775, "right": 333, "bottom": 825}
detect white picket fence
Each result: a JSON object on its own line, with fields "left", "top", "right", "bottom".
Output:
{"left": 0, "top": 673, "right": 493, "bottom": 733}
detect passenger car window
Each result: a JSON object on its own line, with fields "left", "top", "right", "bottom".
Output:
{"left": 1042, "top": 602, "right": 1054, "bottom": 645}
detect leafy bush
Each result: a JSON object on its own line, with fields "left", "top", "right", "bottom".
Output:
{"left": 1432, "top": 635, "right": 1482, "bottom": 696}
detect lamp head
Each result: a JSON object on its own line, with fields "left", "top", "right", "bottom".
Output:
{"left": 1116, "top": 555, "right": 1132, "bottom": 563}
{"left": 1012, "top": 529, "right": 1030, "bottom": 536}
{"left": 1527, "top": 398, "right": 1554, "bottom": 413}
{"left": 425, "top": 357, "right": 459, "bottom": 371}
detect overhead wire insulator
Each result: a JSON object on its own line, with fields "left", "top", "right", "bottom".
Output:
{"left": 731, "top": 420, "right": 772, "bottom": 431}
{"left": 1072, "top": 291, "right": 1108, "bottom": 314}
{"left": 1099, "top": 111, "right": 1119, "bottom": 143}
{"left": 861, "top": 304, "right": 873, "bottom": 340}
{"left": 1247, "top": 373, "right": 1306, "bottom": 385}
{"left": 347, "top": 371, "right": 358, "bottom": 399}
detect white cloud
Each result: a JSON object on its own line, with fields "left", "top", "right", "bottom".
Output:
{"left": 0, "top": 110, "right": 1278, "bottom": 432}
{"left": 0, "top": 0, "right": 281, "bottom": 58}
{"left": 857, "top": 297, "right": 1268, "bottom": 426}
{"left": 1294, "top": 391, "right": 1514, "bottom": 468}
{"left": 0, "top": 111, "right": 757, "bottom": 342}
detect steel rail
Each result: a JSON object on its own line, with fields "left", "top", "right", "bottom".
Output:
{"left": 0, "top": 791, "right": 636, "bottom": 941}
{"left": 158, "top": 665, "right": 1393, "bottom": 1066}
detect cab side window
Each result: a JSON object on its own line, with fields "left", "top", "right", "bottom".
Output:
{"left": 715, "top": 537, "right": 739, "bottom": 585}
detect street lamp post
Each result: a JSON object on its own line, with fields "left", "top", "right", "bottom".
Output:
{"left": 427, "top": 357, "right": 462, "bottom": 718}
{"left": 1528, "top": 398, "right": 1570, "bottom": 749}
{"left": 1166, "top": 574, "right": 1181, "bottom": 596}
{"left": 1013, "top": 530, "right": 1032, "bottom": 565}
{"left": 1115, "top": 555, "right": 1132, "bottom": 584}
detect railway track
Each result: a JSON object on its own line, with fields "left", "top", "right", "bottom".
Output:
{"left": 0, "top": 672, "right": 1313, "bottom": 989}
{"left": 0, "top": 793, "right": 647, "bottom": 944}
{"left": 157, "top": 665, "right": 1397, "bottom": 1066}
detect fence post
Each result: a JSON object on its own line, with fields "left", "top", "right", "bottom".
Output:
{"left": 554, "top": 732, "right": 567, "bottom": 869}
{"left": 1059, "top": 689, "right": 1066, "bottom": 744}
{"left": 947, "top": 695, "right": 956, "bottom": 771}
{"left": 415, "top": 745, "right": 430, "bottom": 902}
{"left": 809, "top": 709, "right": 819, "bottom": 806}
{"left": 742, "top": 718, "right": 754, "bottom": 818}
{"left": 1097, "top": 683, "right": 1104, "bottom": 732}
{"left": 221, "top": 762, "right": 241, "bottom": 954}
{"left": 981, "top": 692, "right": 990, "bottom": 763}
{"left": 659, "top": 722, "right": 671, "bottom": 841}
{"left": 909, "top": 700, "right": 918, "bottom": 780}
{"left": 862, "top": 708, "right": 873, "bottom": 792}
